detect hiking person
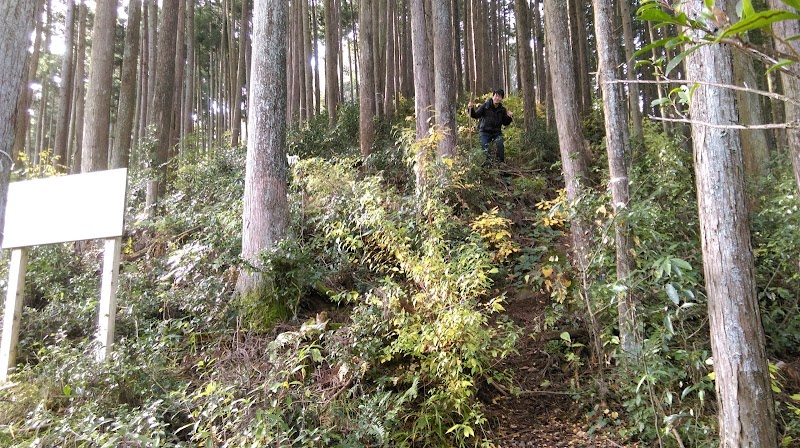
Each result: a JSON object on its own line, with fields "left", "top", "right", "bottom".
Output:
{"left": 468, "top": 89, "right": 513, "bottom": 164}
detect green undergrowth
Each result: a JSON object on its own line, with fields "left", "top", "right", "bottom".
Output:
{"left": 1, "top": 101, "right": 799, "bottom": 447}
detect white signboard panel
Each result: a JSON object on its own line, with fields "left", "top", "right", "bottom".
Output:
{"left": 2, "top": 169, "right": 128, "bottom": 249}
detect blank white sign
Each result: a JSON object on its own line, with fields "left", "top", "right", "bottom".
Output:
{"left": 2, "top": 169, "right": 128, "bottom": 249}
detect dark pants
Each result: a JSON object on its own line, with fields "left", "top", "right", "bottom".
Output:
{"left": 479, "top": 132, "right": 505, "bottom": 163}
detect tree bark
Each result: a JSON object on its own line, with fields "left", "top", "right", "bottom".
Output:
{"left": 12, "top": 0, "right": 44, "bottom": 167}
{"left": 618, "top": 0, "right": 643, "bottom": 146}
{"left": 545, "top": 0, "right": 605, "bottom": 381}
{"left": 54, "top": 0, "right": 76, "bottom": 172}
{"left": 71, "top": 2, "right": 88, "bottom": 174}
{"left": 411, "top": 0, "right": 434, "bottom": 141}
{"left": 182, "top": 0, "right": 196, "bottom": 151}
{"left": 384, "top": 0, "right": 397, "bottom": 117}
{"left": 237, "top": 0, "right": 291, "bottom": 314}
{"left": 770, "top": 0, "right": 800, "bottom": 197}
{"left": 81, "top": 0, "right": 117, "bottom": 173}
{"left": 593, "top": 0, "right": 639, "bottom": 359}
{"left": 685, "top": 2, "right": 778, "bottom": 446}
{"left": 145, "top": 0, "right": 180, "bottom": 211}
{"left": 231, "top": 0, "right": 250, "bottom": 147}
{"left": 111, "top": 0, "right": 142, "bottom": 169}
{"left": 514, "top": 0, "right": 535, "bottom": 133}
{"left": 0, "top": 0, "right": 35, "bottom": 247}
{"left": 433, "top": 0, "right": 456, "bottom": 158}
{"left": 325, "top": 0, "right": 340, "bottom": 126}
{"left": 358, "top": 0, "right": 376, "bottom": 156}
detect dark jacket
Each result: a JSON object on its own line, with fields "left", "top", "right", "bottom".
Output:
{"left": 470, "top": 99, "right": 513, "bottom": 134}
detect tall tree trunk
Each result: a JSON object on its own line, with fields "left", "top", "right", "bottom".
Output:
{"left": 54, "top": 0, "right": 76, "bottom": 172}
{"left": 231, "top": 0, "right": 250, "bottom": 147}
{"left": 532, "top": 0, "right": 545, "bottom": 105}
{"left": 71, "top": 2, "right": 88, "bottom": 174}
{"left": 545, "top": 0, "right": 605, "bottom": 389}
{"left": 593, "top": 0, "right": 639, "bottom": 359}
{"left": 325, "top": 0, "right": 339, "bottom": 126}
{"left": 312, "top": 0, "right": 321, "bottom": 114}
{"left": 373, "top": 0, "right": 385, "bottom": 115}
{"left": 0, "top": 0, "right": 36, "bottom": 248}
{"left": 770, "top": 0, "right": 800, "bottom": 197}
{"left": 358, "top": 0, "right": 376, "bottom": 155}
{"left": 618, "top": 0, "right": 643, "bottom": 147}
{"left": 384, "top": 0, "right": 397, "bottom": 116}
{"left": 111, "top": 0, "right": 142, "bottom": 169}
{"left": 147, "top": 0, "right": 158, "bottom": 109}
{"left": 451, "top": 0, "right": 462, "bottom": 95}
{"left": 433, "top": 0, "right": 456, "bottom": 157}
{"left": 303, "top": 0, "right": 314, "bottom": 118}
{"left": 146, "top": 0, "right": 180, "bottom": 211}
{"left": 13, "top": 0, "right": 45, "bottom": 166}
{"left": 182, "top": 0, "right": 195, "bottom": 150}
{"left": 685, "top": 2, "right": 778, "bottom": 445}
{"left": 169, "top": 0, "right": 186, "bottom": 157}
{"left": 237, "top": 0, "right": 291, "bottom": 312}
{"left": 463, "top": 0, "right": 473, "bottom": 95}
{"left": 514, "top": 0, "right": 535, "bottom": 133}
{"left": 411, "top": 0, "right": 434, "bottom": 140}
{"left": 81, "top": 0, "right": 117, "bottom": 173}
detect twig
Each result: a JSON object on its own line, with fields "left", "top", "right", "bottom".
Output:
{"left": 603, "top": 78, "right": 800, "bottom": 107}
{"left": 647, "top": 115, "right": 800, "bottom": 130}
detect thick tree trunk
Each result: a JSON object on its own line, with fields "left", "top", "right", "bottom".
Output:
{"left": 593, "top": 0, "right": 639, "bottom": 359}
{"left": 81, "top": 0, "right": 117, "bottom": 173}
{"left": 145, "top": 0, "right": 180, "bottom": 211}
{"left": 358, "top": 0, "right": 376, "bottom": 155}
{"left": 514, "top": 0, "right": 535, "bottom": 133}
{"left": 111, "top": 0, "right": 142, "bottom": 169}
{"left": 325, "top": 0, "right": 340, "bottom": 126}
{"left": 685, "top": 2, "right": 778, "bottom": 446}
{"left": 54, "top": 1, "right": 76, "bottom": 172}
{"left": 433, "top": 0, "right": 456, "bottom": 158}
{"left": 0, "top": 0, "right": 36, "bottom": 247}
{"left": 237, "top": 0, "right": 290, "bottom": 316}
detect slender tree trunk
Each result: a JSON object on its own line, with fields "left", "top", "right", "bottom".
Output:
{"left": 111, "top": 0, "right": 142, "bottom": 169}
{"left": 373, "top": 0, "right": 385, "bottom": 115}
{"left": 146, "top": 0, "right": 180, "bottom": 211}
{"left": 593, "top": 0, "right": 639, "bottom": 359}
{"left": 325, "top": 0, "right": 339, "bottom": 126}
{"left": 0, "top": 0, "right": 36, "bottom": 247}
{"left": 312, "top": 0, "right": 321, "bottom": 114}
{"left": 303, "top": 0, "right": 314, "bottom": 117}
{"left": 81, "top": 0, "right": 117, "bottom": 173}
{"left": 770, "top": 0, "right": 800, "bottom": 197}
{"left": 358, "top": 0, "right": 376, "bottom": 156}
{"left": 231, "top": 0, "right": 250, "bottom": 147}
{"left": 618, "top": 0, "right": 643, "bottom": 147}
{"left": 451, "top": 0, "right": 462, "bottom": 95}
{"left": 433, "top": 0, "right": 456, "bottom": 157}
{"left": 514, "top": 0, "right": 535, "bottom": 133}
{"left": 54, "top": 1, "right": 76, "bottom": 172}
{"left": 71, "top": 3, "right": 88, "bottom": 174}
{"left": 147, "top": 0, "right": 158, "bottom": 109}
{"left": 384, "top": 0, "right": 397, "bottom": 116}
{"left": 411, "top": 0, "right": 434, "bottom": 140}
{"left": 237, "top": 0, "right": 291, "bottom": 311}
{"left": 545, "top": 0, "right": 605, "bottom": 391}
{"left": 182, "top": 0, "right": 195, "bottom": 149}
{"left": 13, "top": 0, "right": 44, "bottom": 166}
{"left": 169, "top": 0, "right": 186, "bottom": 157}
{"left": 463, "top": 0, "right": 473, "bottom": 95}
{"left": 685, "top": 2, "right": 778, "bottom": 445}
{"left": 532, "top": 0, "right": 545, "bottom": 105}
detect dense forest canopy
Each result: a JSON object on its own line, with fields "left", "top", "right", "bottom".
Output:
{"left": 0, "top": 0, "right": 799, "bottom": 446}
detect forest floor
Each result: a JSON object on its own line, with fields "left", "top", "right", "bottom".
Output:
{"left": 484, "top": 288, "right": 629, "bottom": 448}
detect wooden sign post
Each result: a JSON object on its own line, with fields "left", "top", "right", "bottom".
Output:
{"left": 0, "top": 169, "right": 127, "bottom": 381}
